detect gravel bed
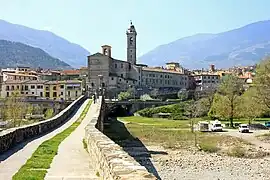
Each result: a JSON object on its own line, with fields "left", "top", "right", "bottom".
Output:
{"left": 148, "top": 148, "right": 270, "bottom": 180}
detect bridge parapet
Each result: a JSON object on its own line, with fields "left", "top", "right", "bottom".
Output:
{"left": 0, "top": 95, "right": 86, "bottom": 154}
{"left": 85, "top": 96, "right": 156, "bottom": 180}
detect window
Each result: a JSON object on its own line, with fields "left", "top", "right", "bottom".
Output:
{"left": 53, "top": 86, "right": 57, "bottom": 90}
{"left": 111, "top": 77, "right": 114, "bottom": 80}
{"left": 11, "top": 86, "right": 14, "bottom": 90}
{"left": 7, "top": 92, "right": 9, "bottom": 97}
{"left": 121, "top": 74, "right": 123, "bottom": 78}
{"left": 6, "top": 86, "right": 9, "bottom": 91}
{"left": 46, "top": 86, "right": 49, "bottom": 91}
{"left": 25, "top": 86, "right": 29, "bottom": 90}
{"left": 45, "top": 92, "right": 49, "bottom": 97}
{"left": 26, "top": 92, "right": 28, "bottom": 94}
{"left": 37, "top": 85, "right": 43, "bottom": 89}
{"left": 17, "top": 85, "right": 19, "bottom": 90}
{"left": 126, "top": 81, "right": 128, "bottom": 83}
{"left": 61, "top": 92, "right": 64, "bottom": 95}
{"left": 91, "top": 83, "right": 94, "bottom": 87}
{"left": 130, "top": 55, "right": 132, "bottom": 58}
{"left": 121, "top": 64, "right": 123, "bottom": 68}
{"left": 115, "top": 64, "right": 117, "bottom": 68}
{"left": 119, "top": 79, "right": 122, "bottom": 82}
{"left": 31, "top": 85, "right": 35, "bottom": 89}
{"left": 75, "top": 91, "right": 78, "bottom": 97}
{"left": 68, "top": 91, "right": 70, "bottom": 97}
{"left": 40, "top": 92, "right": 43, "bottom": 97}
{"left": 32, "top": 92, "right": 34, "bottom": 94}
{"left": 60, "top": 85, "right": 64, "bottom": 89}
{"left": 53, "top": 92, "right": 57, "bottom": 97}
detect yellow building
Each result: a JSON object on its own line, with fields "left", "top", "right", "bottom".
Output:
{"left": 1, "top": 80, "right": 82, "bottom": 101}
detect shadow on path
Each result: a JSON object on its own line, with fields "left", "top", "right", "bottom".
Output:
{"left": 103, "top": 119, "right": 167, "bottom": 180}
{"left": 0, "top": 105, "right": 80, "bottom": 162}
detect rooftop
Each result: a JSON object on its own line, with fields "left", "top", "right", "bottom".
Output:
{"left": 142, "top": 67, "right": 185, "bottom": 74}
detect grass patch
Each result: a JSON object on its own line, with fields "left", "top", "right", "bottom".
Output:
{"left": 119, "top": 116, "right": 196, "bottom": 129}
{"left": 199, "top": 141, "right": 220, "bottom": 153}
{"left": 13, "top": 100, "right": 92, "bottom": 180}
{"left": 108, "top": 116, "right": 246, "bottom": 152}
{"left": 227, "top": 146, "right": 246, "bottom": 158}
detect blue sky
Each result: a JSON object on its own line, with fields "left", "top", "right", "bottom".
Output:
{"left": 0, "top": 0, "right": 270, "bottom": 61}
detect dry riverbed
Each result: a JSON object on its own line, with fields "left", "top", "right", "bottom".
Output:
{"left": 148, "top": 146, "right": 270, "bottom": 180}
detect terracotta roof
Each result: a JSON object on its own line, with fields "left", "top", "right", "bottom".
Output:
{"left": 61, "top": 69, "right": 80, "bottom": 75}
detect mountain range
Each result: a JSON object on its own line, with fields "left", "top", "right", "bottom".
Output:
{"left": 139, "top": 20, "right": 270, "bottom": 69}
{"left": 0, "top": 40, "right": 71, "bottom": 69}
{"left": 0, "top": 19, "right": 90, "bottom": 68}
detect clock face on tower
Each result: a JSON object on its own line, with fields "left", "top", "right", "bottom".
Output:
{"left": 129, "top": 37, "right": 133, "bottom": 45}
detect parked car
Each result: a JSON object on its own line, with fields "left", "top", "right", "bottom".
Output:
{"left": 239, "top": 124, "right": 249, "bottom": 133}
{"left": 265, "top": 121, "right": 270, "bottom": 128}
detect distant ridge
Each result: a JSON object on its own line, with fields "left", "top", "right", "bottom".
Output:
{"left": 0, "top": 39, "right": 71, "bottom": 69}
{"left": 0, "top": 19, "right": 90, "bottom": 68}
{"left": 139, "top": 20, "right": 270, "bottom": 69}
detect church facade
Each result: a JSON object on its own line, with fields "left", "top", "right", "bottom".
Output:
{"left": 87, "top": 22, "right": 191, "bottom": 97}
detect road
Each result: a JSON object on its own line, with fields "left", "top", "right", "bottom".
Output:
{"left": 216, "top": 129, "right": 270, "bottom": 150}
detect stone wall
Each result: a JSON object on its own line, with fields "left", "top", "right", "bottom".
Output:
{"left": 85, "top": 97, "right": 157, "bottom": 180}
{"left": 0, "top": 95, "right": 86, "bottom": 154}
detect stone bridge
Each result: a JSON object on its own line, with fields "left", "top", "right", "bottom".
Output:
{"left": 0, "top": 96, "right": 157, "bottom": 179}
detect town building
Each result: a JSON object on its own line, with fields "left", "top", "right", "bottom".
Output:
{"left": 1, "top": 80, "right": 82, "bottom": 101}
{"left": 193, "top": 73, "right": 220, "bottom": 91}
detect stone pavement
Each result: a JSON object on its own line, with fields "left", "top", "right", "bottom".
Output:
{"left": 45, "top": 100, "right": 98, "bottom": 180}
{"left": 0, "top": 99, "right": 90, "bottom": 180}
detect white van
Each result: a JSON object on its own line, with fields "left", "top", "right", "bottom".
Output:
{"left": 210, "top": 120, "right": 223, "bottom": 132}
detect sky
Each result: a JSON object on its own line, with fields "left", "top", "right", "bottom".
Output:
{"left": 0, "top": 0, "right": 270, "bottom": 61}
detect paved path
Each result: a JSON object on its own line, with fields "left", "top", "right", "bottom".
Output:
{"left": 45, "top": 100, "right": 98, "bottom": 180}
{"left": 0, "top": 99, "right": 90, "bottom": 180}
{"left": 217, "top": 129, "right": 270, "bottom": 150}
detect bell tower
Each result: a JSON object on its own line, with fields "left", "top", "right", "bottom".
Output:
{"left": 126, "top": 21, "right": 137, "bottom": 65}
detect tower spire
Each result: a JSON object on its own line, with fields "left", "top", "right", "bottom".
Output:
{"left": 130, "top": 20, "right": 132, "bottom": 25}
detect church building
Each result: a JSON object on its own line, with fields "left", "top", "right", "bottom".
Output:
{"left": 87, "top": 22, "right": 191, "bottom": 97}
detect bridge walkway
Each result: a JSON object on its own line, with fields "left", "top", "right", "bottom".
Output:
{"left": 45, "top": 99, "right": 98, "bottom": 180}
{"left": 0, "top": 99, "right": 90, "bottom": 180}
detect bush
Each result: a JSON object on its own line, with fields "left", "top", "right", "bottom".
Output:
{"left": 227, "top": 146, "right": 246, "bottom": 157}
{"left": 199, "top": 142, "right": 220, "bottom": 153}
{"left": 136, "top": 101, "right": 193, "bottom": 119}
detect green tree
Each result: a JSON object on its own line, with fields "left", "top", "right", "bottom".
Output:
{"left": 253, "top": 58, "right": 270, "bottom": 109}
{"left": 45, "top": 108, "right": 54, "bottom": 119}
{"left": 177, "top": 89, "right": 188, "bottom": 101}
{"left": 238, "top": 88, "right": 265, "bottom": 124}
{"left": 210, "top": 75, "right": 244, "bottom": 126}
{"left": 118, "top": 91, "right": 131, "bottom": 101}
{"left": 140, "top": 94, "right": 153, "bottom": 101}
{"left": 4, "top": 90, "right": 27, "bottom": 127}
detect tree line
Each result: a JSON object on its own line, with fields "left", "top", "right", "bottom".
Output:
{"left": 184, "top": 58, "right": 270, "bottom": 126}
{"left": 0, "top": 90, "right": 54, "bottom": 128}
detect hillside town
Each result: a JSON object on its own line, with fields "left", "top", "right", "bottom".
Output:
{"left": 0, "top": 22, "right": 255, "bottom": 102}
{"left": 2, "top": 1, "right": 270, "bottom": 179}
